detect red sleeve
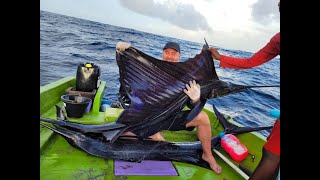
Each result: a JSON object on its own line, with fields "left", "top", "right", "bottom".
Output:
{"left": 219, "top": 32, "right": 280, "bottom": 69}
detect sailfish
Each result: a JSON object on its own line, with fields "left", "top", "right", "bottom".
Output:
{"left": 40, "top": 41, "right": 278, "bottom": 143}
{"left": 40, "top": 103, "right": 272, "bottom": 170}
{"left": 40, "top": 41, "right": 276, "bottom": 170}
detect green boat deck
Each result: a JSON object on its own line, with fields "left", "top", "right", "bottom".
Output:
{"left": 40, "top": 76, "right": 267, "bottom": 179}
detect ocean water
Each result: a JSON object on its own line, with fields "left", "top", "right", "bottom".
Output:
{"left": 40, "top": 10, "right": 280, "bottom": 137}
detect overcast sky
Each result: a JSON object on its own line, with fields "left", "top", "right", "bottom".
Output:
{"left": 40, "top": 0, "right": 280, "bottom": 53}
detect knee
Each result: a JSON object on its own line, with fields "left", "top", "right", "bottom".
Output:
{"left": 187, "top": 112, "right": 210, "bottom": 127}
{"left": 197, "top": 112, "right": 210, "bottom": 126}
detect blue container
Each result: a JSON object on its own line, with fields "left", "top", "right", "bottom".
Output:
{"left": 101, "top": 98, "right": 111, "bottom": 105}
{"left": 100, "top": 104, "right": 111, "bottom": 112}
{"left": 100, "top": 98, "right": 111, "bottom": 112}
{"left": 269, "top": 109, "right": 280, "bottom": 118}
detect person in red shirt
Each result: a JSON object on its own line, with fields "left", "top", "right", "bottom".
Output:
{"left": 209, "top": 32, "right": 279, "bottom": 69}
{"left": 208, "top": 1, "right": 280, "bottom": 179}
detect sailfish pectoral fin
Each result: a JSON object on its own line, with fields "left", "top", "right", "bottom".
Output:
{"left": 102, "top": 126, "right": 129, "bottom": 143}
{"left": 185, "top": 99, "right": 207, "bottom": 123}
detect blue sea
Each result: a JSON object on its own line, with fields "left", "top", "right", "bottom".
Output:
{"left": 40, "top": 10, "right": 280, "bottom": 137}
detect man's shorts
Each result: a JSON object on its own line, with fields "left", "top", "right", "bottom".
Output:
{"left": 130, "top": 110, "right": 196, "bottom": 138}
{"left": 164, "top": 110, "right": 196, "bottom": 131}
{"left": 264, "top": 119, "right": 280, "bottom": 156}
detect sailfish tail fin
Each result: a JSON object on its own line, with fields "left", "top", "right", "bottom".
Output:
{"left": 211, "top": 104, "right": 272, "bottom": 135}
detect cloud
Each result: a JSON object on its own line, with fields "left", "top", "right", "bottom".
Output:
{"left": 119, "top": 0, "right": 212, "bottom": 32}
{"left": 251, "top": 0, "right": 280, "bottom": 25}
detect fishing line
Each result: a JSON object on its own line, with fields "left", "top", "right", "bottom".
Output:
{"left": 134, "top": 112, "right": 180, "bottom": 163}
{"left": 134, "top": 43, "right": 210, "bottom": 162}
{"left": 134, "top": 99, "right": 185, "bottom": 163}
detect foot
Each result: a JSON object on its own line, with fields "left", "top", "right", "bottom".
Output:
{"left": 120, "top": 131, "right": 139, "bottom": 140}
{"left": 202, "top": 154, "right": 222, "bottom": 174}
{"left": 148, "top": 132, "right": 166, "bottom": 141}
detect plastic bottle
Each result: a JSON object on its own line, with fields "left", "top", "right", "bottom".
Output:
{"left": 219, "top": 132, "right": 248, "bottom": 162}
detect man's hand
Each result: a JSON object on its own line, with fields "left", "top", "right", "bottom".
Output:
{"left": 184, "top": 80, "right": 200, "bottom": 103}
{"left": 116, "top": 41, "right": 131, "bottom": 53}
{"left": 208, "top": 47, "right": 221, "bottom": 60}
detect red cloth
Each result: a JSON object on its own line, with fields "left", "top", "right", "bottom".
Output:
{"left": 264, "top": 119, "right": 280, "bottom": 156}
{"left": 220, "top": 32, "right": 280, "bottom": 69}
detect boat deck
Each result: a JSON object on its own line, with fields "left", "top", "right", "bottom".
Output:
{"left": 40, "top": 76, "right": 266, "bottom": 179}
